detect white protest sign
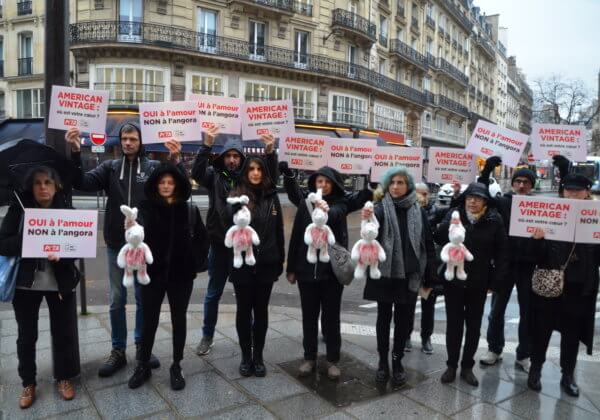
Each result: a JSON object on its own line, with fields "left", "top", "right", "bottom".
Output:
{"left": 22, "top": 209, "right": 98, "bottom": 258}
{"left": 574, "top": 200, "right": 600, "bottom": 244}
{"left": 139, "top": 101, "right": 203, "bottom": 144}
{"left": 530, "top": 123, "right": 587, "bottom": 162}
{"left": 370, "top": 146, "right": 423, "bottom": 182}
{"left": 465, "top": 120, "right": 528, "bottom": 168}
{"left": 189, "top": 94, "right": 242, "bottom": 135}
{"left": 241, "top": 99, "right": 295, "bottom": 140}
{"left": 509, "top": 196, "right": 578, "bottom": 241}
{"left": 326, "top": 138, "right": 377, "bottom": 175}
{"left": 279, "top": 134, "right": 328, "bottom": 170}
{"left": 48, "top": 86, "right": 109, "bottom": 134}
{"left": 426, "top": 147, "right": 477, "bottom": 183}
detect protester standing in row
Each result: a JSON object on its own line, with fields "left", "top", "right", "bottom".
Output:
{"left": 0, "top": 167, "right": 81, "bottom": 408}
{"left": 65, "top": 126, "right": 182, "bottom": 376}
{"left": 192, "top": 131, "right": 277, "bottom": 356}
{"left": 128, "top": 163, "right": 208, "bottom": 391}
{"left": 528, "top": 174, "right": 600, "bottom": 397}
{"left": 361, "top": 167, "right": 436, "bottom": 386}
{"left": 435, "top": 182, "right": 508, "bottom": 387}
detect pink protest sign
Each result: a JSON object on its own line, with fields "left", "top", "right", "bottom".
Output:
{"left": 139, "top": 101, "right": 203, "bottom": 144}
{"left": 326, "top": 138, "right": 377, "bottom": 175}
{"left": 279, "top": 134, "right": 328, "bottom": 171}
{"left": 48, "top": 85, "right": 109, "bottom": 134}
{"left": 370, "top": 146, "right": 423, "bottom": 183}
{"left": 466, "top": 120, "right": 528, "bottom": 167}
{"left": 530, "top": 123, "right": 587, "bottom": 162}
{"left": 509, "top": 196, "right": 578, "bottom": 241}
{"left": 241, "top": 100, "right": 295, "bottom": 140}
{"left": 189, "top": 94, "right": 242, "bottom": 135}
{"left": 426, "top": 147, "right": 477, "bottom": 183}
{"left": 574, "top": 200, "right": 600, "bottom": 244}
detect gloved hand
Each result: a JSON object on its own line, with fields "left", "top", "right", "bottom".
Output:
{"left": 479, "top": 156, "right": 502, "bottom": 184}
{"left": 278, "top": 161, "right": 294, "bottom": 177}
{"left": 552, "top": 155, "right": 570, "bottom": 180}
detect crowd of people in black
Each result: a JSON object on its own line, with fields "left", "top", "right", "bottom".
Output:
{"left": 0, "top": 124, "right": 598, "bottom": 410}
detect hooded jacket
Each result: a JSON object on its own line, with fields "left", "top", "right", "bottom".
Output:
{"left": 284, "top": 166, "right": 350, "bottom": 282}
{"left": 138, "top": 163, "right": 208, "bottom": 283}
{"left": 192, "top": 136, "right": 278, "bottom": 245}
{"left": 0, "top": 191, "right": 80, "bottom": 296}
{"left": 434, "top": 183, "right": 508, "bottom": 291}
{"left": 70, "top": 124, "right": 177, "bottom": 249}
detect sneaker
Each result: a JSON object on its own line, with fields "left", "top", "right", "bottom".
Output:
{"left": 421, "top": 338, "right": 434, "bottom": 355}
{"left": 480, "top": 351, "right": 502, "bottom": 366}
{"left": 128, "top": 363, "right": 151, "bottom": 389}
{"left": 98, "top": 348, "right": 127, "bottom": 377}
{"left": 298, "top": 360, "right": 316, "bottom": 377}
{"left": 196, "top": 336, "right": 213, "bottom": 356}
{"left": 460, "top": 369, "right": 479, "bottom": 387}
{"left": 441, "top": 367, "right": 456, "bottom": 383}
{"left": 404, "top": 340, "right": 412, "bottom": 352}
{"left": 136, "top": 344, "right": 160, "bottom": 369}
{"left": 170, "top": 363, "right": 186, "bottom": 391}
{"left": 19, "top": 385, "right": 36, "bottom": 409}
{"left": 515, "top": 358, "right": 531, "bottom": 373}
{"left": 327, "top": 363, "right": 341, "bottom": 380}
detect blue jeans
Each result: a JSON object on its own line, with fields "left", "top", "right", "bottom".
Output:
{"left": 203, "top": 243, "right": 232, "bottom": 338}
{"left": 107, "top": 247, "right": 143, "bottom": 350}
{"left": 486, "top": 262, "right": 535, "bottom": 360}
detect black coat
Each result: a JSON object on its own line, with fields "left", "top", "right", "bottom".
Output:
{"left": 495, "top": 192, "right": 537, "bottom": 265}
{"left": 284, "top": 167, "right": 350, "bottom": 283}
{"left": 0, "top": 192, "right": 80, "bottom": 296}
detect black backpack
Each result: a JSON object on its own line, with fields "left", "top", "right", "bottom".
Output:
{"left": 187, "top": 203, "right": 209, "bottom": 273}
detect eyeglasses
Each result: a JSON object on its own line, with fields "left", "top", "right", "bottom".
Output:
{"left": 513, "top": 179, "right": 532, "bottom": 186}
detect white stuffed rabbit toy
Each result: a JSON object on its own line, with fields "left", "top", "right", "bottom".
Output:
{"left": 304, "top": 189, "right": 335, "bottom": 264}
{"left": 117, "top": 205, "right": 153, "bottom": 287}
{"left": 351, "top": 201, "right": 386, "bottom": 280}
{"left": 440, "top": 211, "right": 474, "bottom": 281}
{"left": 224, "top": 195, "right": 260, "bottom": 268}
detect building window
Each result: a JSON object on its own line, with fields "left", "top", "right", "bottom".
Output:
{"left": 348, "top": 44, "right": 358, "bottom": 77}
{"left": 249, "top": 21, "right": 266, "bottom": 60}
{"left": 244, "top": 81, "right": 314, "bottom": 120}
{"left": 294, "top": 30, "right": 309, "bottom": 68}
{"left": 190, "top": 74, "right": 224, "bottom": 96}
{"left": 118, "top": 0, "right": 143, "bottom": 42}
{"left": 17, "top": 88, "right": 44, "bottom": 118}
{"left": 17, "top": 0, "right": 32, "bottom": 15}
{"left": 197, "top": 8, "right": 217, "bottom": 52}
{"left": 374, "top": 104, "right": 404, "bottom": 133}
{"left": 0, "top": 36, "right": 4, "bottom": 78}
{"left": 18, "top": 32, "right": 32, "bottom": 76}
{"left": 379, "top": 15, "right": 388, "bottom": 46}
{"left": 95, "top": 66, "right": 166, "bottom": 104}
{"left": 331, "top": 94, "right": 367, "bottom": 127}
{"left": 378, "top": 58, "right": 386, "bottom": 75}
{"left": 396, "top": 28, "right": 403, "bottom": 42}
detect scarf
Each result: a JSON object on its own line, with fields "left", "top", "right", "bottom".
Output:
{"left": 466, "top": 205, "right": 487, "bottom": 224}
{"left": 379, "top": 190, "right": 425, "bottom": 291}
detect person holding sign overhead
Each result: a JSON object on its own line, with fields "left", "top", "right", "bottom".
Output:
{"left": 65, "top": 125, "right": 183, "bottom": 377}
{"left": 0, "top": 167, "right": 81, "bottom": 408}
{"left": 528, "top": 173, "right": 600, "bottom": 397}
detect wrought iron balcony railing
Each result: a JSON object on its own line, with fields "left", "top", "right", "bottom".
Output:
{"left": 17, "top": 57, "right": 33, "bottom": 75}
{"left": 424, "top": 90, "right": 435, "bottom": 105}
{"left": 390, "top": 39, "right": 428, "bottom": 71}
{"left": 379, "top": 34, "right": 388, "bottom": 47}
{"left": 0, "top": 60, "right": 3, "bottom": 78}
{"left": 437, "top": 57, "right": 468, "bottom": 85}
{"left": 94, "top": 82, "right": 165, "bottom": 103}
{"left": 426, "top": 52, "right": 437, "bottom": 68}
{"left": 70, "top": 21, "right": 426, "bottom": 107}
{"left": 437, "top": 94, "right": 468, "bottom": 117}
{"left": 240, "top": 0, "right": 293, "bottom": 13}
{"left": 438, "top": 0, "right": 472, "bottom": 31}
{"left": 426, "top": 16, "right": 435, "bottom": 29}
{"left": 332, "top": 9, "right": 377, "bottom": 41}
{"left": 476, "top": 36, "right": 496, "bottom": 60}
{"left": 17, "top": 1, "right": 32, "bottom": 15}
{"left": 293, "top": 1, "right": 312, "bottom": 16}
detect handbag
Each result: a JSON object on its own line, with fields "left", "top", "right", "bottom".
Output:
{"left": 531, "top": 243, "right": 576, "bottom": 298}
{"left": 0, "top": 256, "right": 20, "bottom": 302}
{"left": 305, "top": 197, "right": 354, "bottom": 286}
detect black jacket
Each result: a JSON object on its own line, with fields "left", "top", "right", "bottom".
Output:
{"left": 138, "top": 164, "right": 208, "bottom": 283}
{"left": 0, "top": 192, "right": 80, "bottom": 296}
{"left": 192, "top": 137, "right": 278, "bottom": 245}
{"left": 284, "top": 166, "right": 350, "bottom": 283}
{"left": 494, "top": 192, "right": 538, "bottom": 265}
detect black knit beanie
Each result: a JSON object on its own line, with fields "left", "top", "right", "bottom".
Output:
{"left": 511, "top": 168, "right": 536, "bottom": 186}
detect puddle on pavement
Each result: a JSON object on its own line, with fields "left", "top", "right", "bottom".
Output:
{"left": 279, "top": 353, "right": 427, "bottom": 407}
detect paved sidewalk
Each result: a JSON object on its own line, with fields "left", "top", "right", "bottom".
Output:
{"left": 1, "top": 304, "right": 599, "bottom": 419}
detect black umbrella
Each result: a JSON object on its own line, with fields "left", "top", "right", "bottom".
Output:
{"left": 0, "top": 138, "right": 76, "bottom": 205}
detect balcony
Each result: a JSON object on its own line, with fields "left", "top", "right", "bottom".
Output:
{"left": 94, "top": 82, "right": 165, "bottom": 104}
{"left": 70, "top": 21, "right": 427, "bottom": 108}
{"left": 17, "top": 57, "right": 33, "bottom": 76}
{"left": 426, "top": 16, "right": 435, "bottom": 29}
{"left": 331, "top": 106, "right": 368, "bottom": 127}
{"left": 228, "top": 0, "right": 293, "bottom": 16}
{"left": 437, "top": 57, "right": 468, "bottom": 86}
{"left": 0, "top": 60, "right": 3, "bottom": 77}
{"left": 390, "top": 39, "right": 428, "bottom": 72}
{"left": 424, "top": 90, "right": 435, "bottom": 105}
{"left": 17, "top": 0, "right": 32, "bottom": 15}
{"left": 438, "top": 0, "right": 472, "bottom": 32}
{"left": 332, "top": 9, "right": 377, "bottom": 45}
{"left": 293, "top": 1, "right": 313, "bottom": 16}
{"left": 475, "top": 36, "right": 496, "bottom": 61}
{"left": 438, "top": 95, "right": 468, "bottom": 117}
{"left": 426, "top": 52, "right": 437, "bottom": 68}
{"left": 378, "top": 0, "right": 390, "bottom": 13}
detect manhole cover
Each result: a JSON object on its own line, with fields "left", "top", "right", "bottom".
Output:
{"left": 279, "top": 353, "right": 427, "bottom": 407}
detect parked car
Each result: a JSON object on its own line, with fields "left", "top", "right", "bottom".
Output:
{"left": 437, "top": 178, "right": 502, "bottom": 207}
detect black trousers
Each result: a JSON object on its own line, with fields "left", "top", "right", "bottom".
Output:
{"left": 233, "top": 281, "right": 274, "bottom": 358}
{"left": 298, "top": 276, "right": 344, "bottom": 363}
{"left": 139, "top": 280, "right": 194, "bottom": 364}
{"left": 444, "top": 283, "right": 488, "bottom": 369}
{"left": 530, "top": 293, "right": 588, "bottom": 374}
{"left": 376, "top": 301, "right": 413, "bottom": 359}
{"left": 407, "top": 293, "right": 436, "bottom": 341}
{"left": 13, "top": 289, "right": 79, "bottom": 387}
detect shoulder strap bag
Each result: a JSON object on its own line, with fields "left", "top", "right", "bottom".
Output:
{"left": 531, "top": 243, "right": 576, "bottom": 298}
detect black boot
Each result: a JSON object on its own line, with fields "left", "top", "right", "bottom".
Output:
{"left": 560, "top": 373, "right": 579, "bottom": 397}
{"left": 460, "top": 368, "right": 479, "bottom": 387}
{"left": 136, "top": 343, "right": 160, "bottom": 369}
{"left": 375, "top": 352, "right": 390, "bottom": 383}
{"left": 253, "top": 348, "right": 266, "bottom": 378}
{"left": 128, "top": 362, "right": 151, "bottom": 389}
{"left": 391, "top": 352, "right": 407, "bottom": 387}
{"left": 527, "top": 365, "right": 542, "bottom": 392}
{"left": 239, "top": 347, "right": 254, "bottom": 377}
{"left": 441, "top": 367, "right": 457, "bottom": 383}
{"left": 170, "top": 362, "right": 186, "bottom": 391}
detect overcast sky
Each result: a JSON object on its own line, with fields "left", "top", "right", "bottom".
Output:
{"left": 474, "top": 0, "right": 600, "bottom": 95}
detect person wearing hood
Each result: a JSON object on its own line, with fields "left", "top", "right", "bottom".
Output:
{"left": 224, "top": 156, "right": 284, "bottom": 378}
{"left": 191, "top": 130, "right": 277, "bottom": 356}
{"left": 476, "top": 157, "right": 538, "bottom": 373}
{"left": 434, "top": 182, "right": 508, "bottom": 387}
{"left": 280, "top": 161, "right": 350, "bottom": 380}
{"left": 528, "top": 174, "right": 600, "bottom": 397}
{"left": 128, "top": 163, "right": 208, "bottom": 391}
{"left": 361, "top": 167, "right": 436, "bottom": 387}
{"left": 0, "top": 167, "right": 81, "bottom": 408}
{"left": 65, "top": 125, "right": 182, "bottom": 377}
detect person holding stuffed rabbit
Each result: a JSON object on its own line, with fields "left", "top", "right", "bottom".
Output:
{"left": 225, "top": 156, "right": 284, "bottom": 378}
{"left": 434, "top": 182, "right": 508, "bottom": 387}
{"left": 361, "top": 166, "right": 436, "bottom": 387}
{"left": 128, "top": 163, "right": 208, "bottom": 391}
{"left": 0, "top": 167, "right": 81, "bottom": 408}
